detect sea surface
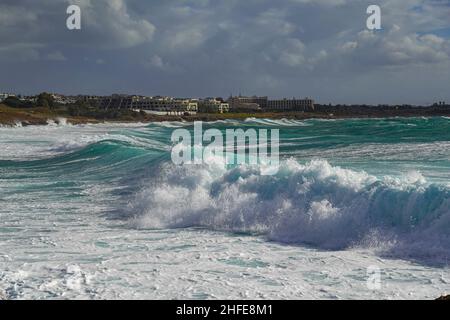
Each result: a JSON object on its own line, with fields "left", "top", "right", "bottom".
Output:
{"left": 0, "top": 117, "right": 449, "bottom": 299}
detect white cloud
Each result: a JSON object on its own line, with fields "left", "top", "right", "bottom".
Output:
{"left": 149, "top": 55, "right": 164, "bottom": 68}
{"left": 255, "top": 8, "right": 296, "bottom": 36}
{"left": 74, "top": 0, "right": 156, "bottom": 48}
{"left": 164, "top": 26, "right": 208, "bottom": 51}
{"left": 338, "top": 26, "right": 450, "bottom": 67}
{"left": 0, "top": 0, "right": 156, "bottom": 52}
{"left": 278, "top": 38, "right": 306, "bottom": 67}
{"left": 0, "top": 5, "right": 38, "bottom": 27}
{"left": 340, "top": 41, "right": 358, "bottom": 53}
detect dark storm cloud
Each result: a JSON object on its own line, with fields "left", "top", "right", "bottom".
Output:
{"left": 1, "top": 0, "right": 450, "bottom": 104}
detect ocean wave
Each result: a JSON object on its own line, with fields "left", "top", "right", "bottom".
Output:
{"left": 46, "top": 118, "right": 70, "bottom": 126}
{"left": 125, "top": 159, "right": 450, "bottom": 265}
{"left": 150, "top": 121, "right": 189, "bottom": 128}
{"left": 0, "top": 123, "right": 167, "bottom": 161}
{"left": 244, "top": 118, "right": 311, "bottom": 127}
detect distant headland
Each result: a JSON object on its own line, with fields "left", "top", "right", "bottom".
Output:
{"left": 1, "top": 92, "right": 449, "bottom": 126}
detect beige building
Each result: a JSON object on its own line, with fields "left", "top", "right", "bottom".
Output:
{"left": 266, "top": 98, "right": 314, "bottom": 111}
{"left": 51, "top": 94, "right": 77, "bottom": 105}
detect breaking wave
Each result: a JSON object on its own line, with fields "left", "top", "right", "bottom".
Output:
{"left": 125, "top": 158, "right": 450, "bottom": 265}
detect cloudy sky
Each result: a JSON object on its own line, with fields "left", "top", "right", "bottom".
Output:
{"left": 1, "top": 0, "right": 450, "bottom": 104}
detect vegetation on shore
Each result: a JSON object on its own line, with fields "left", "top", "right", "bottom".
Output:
{"left": 0, "top": 103, "right": 315, "bottom": 126}
{"left": 0, "top": 96, "right": 154, "bottom": 126}
{"left": 1, "top": 95, "right": 450, "bottom": 127}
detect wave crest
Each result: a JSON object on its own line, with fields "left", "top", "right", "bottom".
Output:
{"left": 125, "top": 159, "right": 450, "bottom": 264}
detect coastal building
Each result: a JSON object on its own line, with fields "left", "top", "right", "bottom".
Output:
{"left": 227, "top": 95, "right": 315, "bottom": 111}
{"left": 22, "top": 95, "right": 37, "bottom": 103}
{"left": 266, "top": 98, "right": 315, "bottom": 111}
{"left": 228, "top": 95, "right": 268, "bottom": 109}
{"left": 98, "top": 95, "right": 198, "bottom": 114}
{"left": 90, "top": 93, "right": 316, "bottom": 114}
{"left": 77, "top": 95, "right": 103, "bottom": 107}
{"left": 100, "top": 94, "right": 135, "bottom": 109}
{"left": 132, "top": 97, "right": 198, "bottom": 114}
{"left": 0, "top": 93, "right": 15, "bottom": 102}
{"left": 198, "top": 99, "right": 229, "bottom": 113}
{"left": 51, "top": 94, "right": 77, "bottom": 105}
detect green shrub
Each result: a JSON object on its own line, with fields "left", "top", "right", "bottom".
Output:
{"left": 3, "top": 96, "right": 34, "bottom": 108}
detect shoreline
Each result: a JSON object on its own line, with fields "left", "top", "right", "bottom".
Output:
{"left": 1, "top": 104, "right": 450, "bottom": 127}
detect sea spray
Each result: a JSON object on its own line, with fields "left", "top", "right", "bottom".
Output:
{"left": 126, "top": 158, "right": 450, "bottom": 263}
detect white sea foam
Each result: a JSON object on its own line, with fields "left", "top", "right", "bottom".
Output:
{"left": 127, "top": 158, "right": 450, "bottom": 264}
{"left": 1, "top": 119, "right": 449, "bottom": 299}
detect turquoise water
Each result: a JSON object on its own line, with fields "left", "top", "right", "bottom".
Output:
{"left": 0, "top": 118, "right": 449, "bottom": 299}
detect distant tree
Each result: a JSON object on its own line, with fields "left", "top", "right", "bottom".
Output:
{"left": 68, "top": 100, "right": 91, "bottom": 117}
{"left": 36, "top": 92, "right": 55, "bottom": 109}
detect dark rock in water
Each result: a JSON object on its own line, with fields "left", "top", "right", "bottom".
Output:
{"left": 436, "top": 295, "right": 450, "bottom": 300}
